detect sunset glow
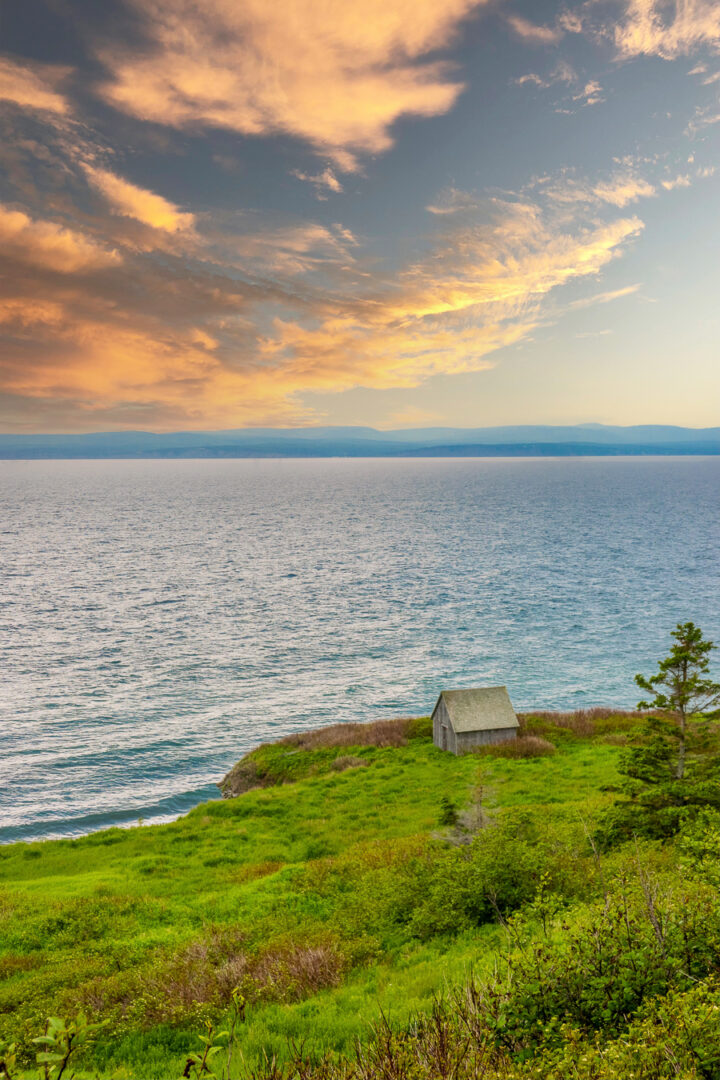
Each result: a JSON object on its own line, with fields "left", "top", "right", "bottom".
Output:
{"left": 1, "top": 0, "right": 719, "bottom": 431}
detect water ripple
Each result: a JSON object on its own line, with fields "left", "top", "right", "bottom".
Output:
{"left": 1, "top": 457, "right": 719, "bottom": 842}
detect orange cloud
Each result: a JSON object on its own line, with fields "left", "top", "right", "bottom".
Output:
{"left": 661, "top": 174, "right": 692, "bottom": 189}
{"left": 0, "top": 57, "right": 70, "bottom": 114}
{"left": 0, "top": 188, "right": 644, "bottom": 430}
{"left": 83, "top": 166, "right": 195, "bottom": 233}
{"left": 258, "top": 204, "right": 644, "bottom": 393}
{"left": 0, "top": 204, "right": 120, "bottom": 273}
{"left": 0, "top": 314, "right": 312, "bottom": 430}
{"left": 537, "top": 1, "right": 720, "bottom": 61}
{"left": 426, "top": 187, "right": 482, "bottom": 215}
{"left": 97, "top": 0, "right": 485, "bottom": 165}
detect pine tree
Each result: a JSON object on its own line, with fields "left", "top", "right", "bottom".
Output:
{"left": 598, "top": 622, "right": 720, "bottom": 845}
{"left": 635, "top": 621, "right": 720, "bottom": 781}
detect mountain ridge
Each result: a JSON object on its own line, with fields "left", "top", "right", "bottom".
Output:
{"left": 1, "top": 424, "right": 719, "bottom": 458}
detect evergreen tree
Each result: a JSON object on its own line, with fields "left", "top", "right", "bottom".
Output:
{"left": 635, "top": 621, "right": 720, "bottom": 780}
{"left": 439, "top": 796, "right": 459, "bottom": 827}
{"left": 598, "top": 622, "right": 720, "bottom": 845}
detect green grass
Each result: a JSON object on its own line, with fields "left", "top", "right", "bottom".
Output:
{"left": 88, "top": 927, "right": 506, "bottom": 1079}
{"left": 0, "top": 714, "right": 637, "bottom": 1078}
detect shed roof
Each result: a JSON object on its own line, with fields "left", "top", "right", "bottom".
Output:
{"left": 432, "top": 686, "right": 518, "bottom": 733}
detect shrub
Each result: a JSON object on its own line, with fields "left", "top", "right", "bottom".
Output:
{"left": 279, "top": 717, "right": 412, "bottom": 750}
{"left": 239, "top": 871, "right": 720, "bottom": 1080}
{"left": 219, "top": 758, "right": 271, "bottom": 797}
{"left": 519, "top": 708, "right": 646, "bottom": 739}
{"left": 221, "top": 719, "right": 417, "bottom": 796}
{"left": 330, "top": 756, "right": 369, "bottom": 772}
{"left": 475, "top": 735, "right": 556, "bottom": 759}
{"left": 438, "top": 797, "right": 459, "bottom": 827}
{"left": 73, "top": 929, "right": 347, "bottom": 1029}
{"left": 406, "top": 716, "right": 433, "bottom": 739}
{"left": 399, "top": 813, "right": 561, "bottom": 940}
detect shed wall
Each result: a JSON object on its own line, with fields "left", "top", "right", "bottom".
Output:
{"left": 455, "top": 727, "right": 517, "bottom": 753}
{"left": 432, "top": 699, "right": 457, "bottom": 755}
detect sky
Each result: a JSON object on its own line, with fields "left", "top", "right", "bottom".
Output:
{"left": 1, "top": 0, "right": 719, "bottom": 432}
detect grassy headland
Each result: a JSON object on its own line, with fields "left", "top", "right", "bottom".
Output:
{"left": 2, "top": 708, "right": 718, "bottom": 1079}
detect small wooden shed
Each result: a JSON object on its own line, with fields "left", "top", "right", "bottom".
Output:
{"left": 432, "top": 686, "right": 519, "bottom": 755}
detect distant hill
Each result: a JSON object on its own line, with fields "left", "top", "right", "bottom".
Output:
{"left": 1, "top": 424, "right": 719, "bottom": 458}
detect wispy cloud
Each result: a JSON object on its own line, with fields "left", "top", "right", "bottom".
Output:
{"left": 570, "top": 284, "right": 642, "bottom": 309}
{"left": 0, "top": 56, "right": 70, "bottom": 115}
{"left": 97, "top": 0, "right": 488, "bottom": 168}
{"left": 222, "top": 221, "right": 358, "bottom": 275}
{"left": 507, "top": 14, "right": 563, "bottom": 45}
{"left": 572, "top": 80, "right": 605, "bottom": 107}
{"left": 259, "top": 201, "right": 644, "bottom": 397}
{"left": 513, "top": 60, "right": 576, "bottom": 90}
{"left": 291, "top": 167, "right": 344, "bottom": 198}
{"left": 425, "top": 187, "right": 481, "bottom": 215}
{"left": 661, "top": 174, "right": 692, "bottom": 189}
{"left": 514, "top": 1, "right": 720, "bottom": 63}
{"left": 513, "top": 61, "right": 603, "bottom": 112}
{"left": 591, "top": 175, "right": 655, "bottom": 206}
{"left": 542, "top": 166, "right": 657, "bottom": 208}
{"left": 687, "top": 104, "right": 720, "bottom": 132}
{"left": 613, "top": 0, "right": 720, "bottom": 60}
{"left": 83, "top": 165, "right": 195, "bottom": 233}
{"left": 82, "top": 165, "right": 195, "bottom": 233}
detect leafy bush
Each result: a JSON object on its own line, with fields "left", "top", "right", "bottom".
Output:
{"left": 406, "top": 716, "right": 433, "bottom": 739}
{"left": 394, "top": 813, "right": 577, "bottom": 941}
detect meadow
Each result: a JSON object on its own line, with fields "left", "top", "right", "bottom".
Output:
{"left": 2, "top": 708, "right": 718, "bottom": 1079}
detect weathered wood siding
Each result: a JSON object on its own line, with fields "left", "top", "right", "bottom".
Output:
{"left": 455, "top": 727, "right": 517, "bottom": 753}
{"left": 434, "top": 697, "right": 518, "bottom": 755}
{"left": 432, "top": 698, "right": 457, "bottom": 755}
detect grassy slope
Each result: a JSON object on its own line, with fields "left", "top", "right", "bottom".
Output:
{"left": 0, "top": 717, "right": 628, "bottom": 1078}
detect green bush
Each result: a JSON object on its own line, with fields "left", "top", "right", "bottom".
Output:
{"left": 242, "top": 867, "right": 720, "bottom": 1080}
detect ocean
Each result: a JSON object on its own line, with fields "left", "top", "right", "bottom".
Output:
{"left": 2, "top": 457, "right": 719, "bottom": 843}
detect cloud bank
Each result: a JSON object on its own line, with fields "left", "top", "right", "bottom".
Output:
{"left": 0, "top": 0, "right": 716, "bottom": 430}
{"left": 97, "top": 0, "right": 486, "bottom": 167}
{"left": 0, "top": 179, "right": 644, "bottom": 430}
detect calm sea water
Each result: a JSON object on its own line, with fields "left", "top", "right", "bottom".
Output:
{"left": 2, "top": 457, "right": 719, "bottom": 843}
